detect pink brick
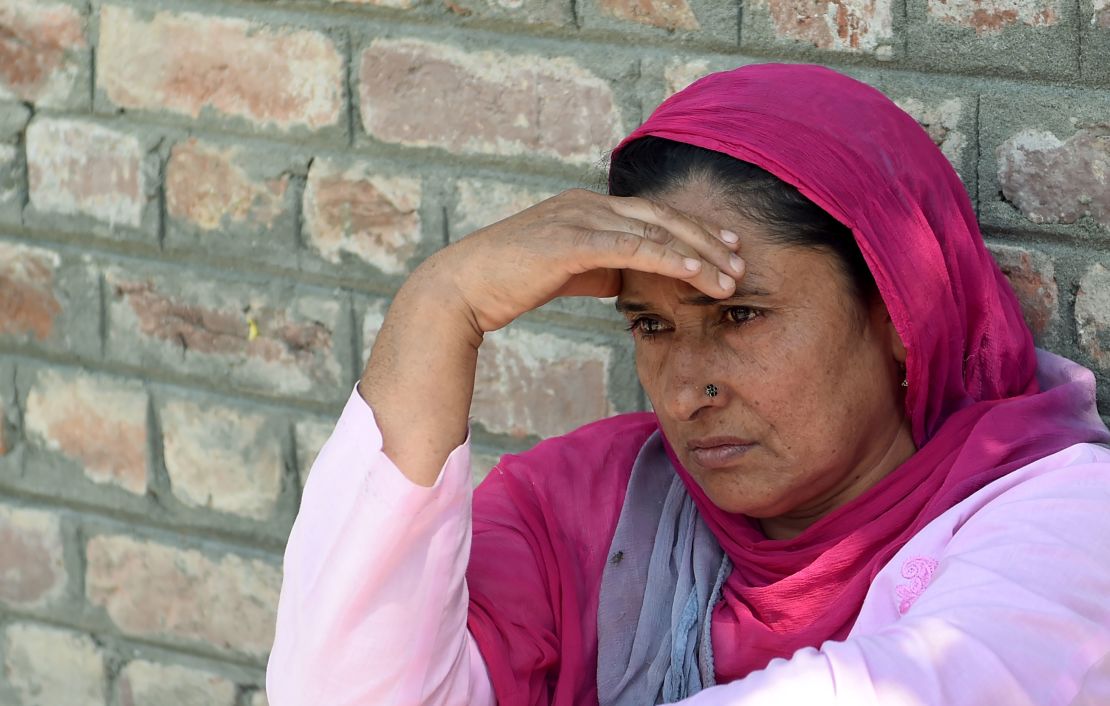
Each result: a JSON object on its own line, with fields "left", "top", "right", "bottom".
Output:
{"left": 359, "top": 39, "right": 625, "bottom": 165}
{"left": 750, "top": 0, "right": 896, "bottom": 55}
{"left": 105, "top": 268, "right": 346, "bottom": 399}
{"left": 2, "top": 623, "right": 106, "bottom": 706}
{"left": 161, "top": 398, "right": 283, "bottom": 520}
{"left": 303, "top": 159, "right": 423, "bottom": 274}
{"left": 117, "top": 660, "right": 236, "bottom": 706}
{"left": 24, "top": 369, "right": 148, "bottom": 495}
{"left": 997, "top": 126, "right": 1110, "bottom": 229}
{"left": 27, "top": 117, "right": 145, "bottom": 227}
{"left": 1076, "top": 263, "right": 1110, "bottom": 373}
{"left": 473, "top": 328, "right": 614, "bottom": 438}
{"left": 167, "top": 139, "right": 289, "bottom": 232}
{"left": 0, "top": 0, "right": 87, "bottom": 107}
{"left": 85, "top": 534, "right": 280, "bottom": 658}
{"left": 988, "top": 244, "right": 1059, "bottom": 340}
{"left": 0, "top": 505, "right": 66, "bottom": 609}
{"left": 600, "top": 0, "right": 699, "bottom": 29}
{"left": 926, "top": 0, "right": 1060, "bottom": 34}
{"left": 0, "top": 243, "right": 62, "bottom": 342}
{"left": 97, "top": 5, "right": 343, "bottom": 132}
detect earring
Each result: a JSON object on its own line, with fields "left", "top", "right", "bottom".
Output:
{"left": 902, "top": 379, "right": 908, "bottom": 388}
{"left": 704, "top": 384, "right": 718, "bottom": 398}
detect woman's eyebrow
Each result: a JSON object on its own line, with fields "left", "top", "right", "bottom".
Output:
{"left": 616, "top": 284, "right": 773, "bottom": 313}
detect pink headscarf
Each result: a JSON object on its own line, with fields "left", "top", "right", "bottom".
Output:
{"left": 466, "top": 63, "right": 1109, "bottom": 704}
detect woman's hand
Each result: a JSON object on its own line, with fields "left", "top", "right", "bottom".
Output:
{"left": 360, "top": 189, "right": 744, "bottom": 486}
{"left": 445, "top": 188, "right": 745, "bottom": 333}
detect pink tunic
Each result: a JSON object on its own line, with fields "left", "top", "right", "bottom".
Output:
{"left": 267, "top": 389, "right": 1110, "bottom": 705}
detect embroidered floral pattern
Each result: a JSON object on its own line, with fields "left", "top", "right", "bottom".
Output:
{"left": 895, "top": 557, "right": 939, "bottom": 614}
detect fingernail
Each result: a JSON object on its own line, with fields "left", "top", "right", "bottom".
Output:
{"left": 718, "top": 272, "right": 733, "bottom": 290}
{"left": 684, "top": 258, "right": 701, "bottom": 272}
{"left": 730, "top": 254, "right": 744, "bottom": 274}
{"left": 720, "top": 229, "right": 739, "bottom": 244}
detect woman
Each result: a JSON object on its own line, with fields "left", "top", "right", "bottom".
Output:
{"left": 267, "top": 64, "right": 1110, "bottom": 705}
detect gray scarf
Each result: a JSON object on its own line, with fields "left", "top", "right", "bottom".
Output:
{"left": 597, "top": 431, "right": 732, "bottom": 705}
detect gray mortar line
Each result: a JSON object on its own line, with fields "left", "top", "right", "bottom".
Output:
{"left": 348, "top": 292, "right": 362, "bottom": 390}
{"left": 98, "top": 271, "right": 108, "bottom": 360}
{"left": 973, "top": 93, "right": 982, "bottom": 219}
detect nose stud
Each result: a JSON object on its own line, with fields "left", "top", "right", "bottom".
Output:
{"left": 704, "top": 384, "right": 718, "bottom": 398}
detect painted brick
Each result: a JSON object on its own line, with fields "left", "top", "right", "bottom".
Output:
{"left": 0, "top": 504, "right": 66, "bottom": 609}
{"left": 980, "top": 93, "right": 1108, "bottom": 235}
{"left": 987, "top": 244, "right": 1059, "bottom": 342}
{"left": 85, "top": 534, "right": 280, "bottom": 658}
{"left": 24, "top": 369, "right": 148, "bottom": 495}
{"left": 0, "top": 243, "right": 99, "bottom": 356}
{"left": 597, "top": 0, "right": 699, "bottom": 29}
{"left": 996, "top": 126, "right": 1109, "bottom": 230}
{"left": 97, "top": 5, "right": 343, "bottom": 134}
{"left": 446, "top": 0, "right": 574, "bottom": 25}
{"left": 0, "top": 0, "right": 89, "bottom": 109}
{"left": 473, "top": 327, "right": 614, "bottom": 438}
{"left": 166, "top": 138, "right": 295, "bottom": 251}
{"left": 294, "top": 418, "right": 333, "bottom": 490}
{"left": 105, "top": 267, "right": 349, "bottom": 401}
{"left": 2, "top": 623, "right": 107, "bottom": 706}
{"left": 359, "top": 39, "right": 625, "bottom": 165}
{"left": 1083, "top": 0, "right": 1110, "bottom": 80}
{"left": 117, "top": 660, "right": 237, "bottom": 706}
{"left": 742, "top": 0, "right": 897, "bottom": 57}
{"left": 161, "top": 397, "right": 283, "bottom": 520}
{"left": 26, "top": 117, "right": 148, "bottom": 229}
{"left": 303, "top": 158, "right": 423, "bottom": 274}
{"left": 1076, "top": 263, "right": 1110, "bottom": 373}
{"left": 925, "top": 0, "right": 1059, "bottom": 33}
{"left": 908, "top": 0, "right": 1077, "bottom": 78}
{"left": 451, "top": 179, "right": 558, "bottom": 240}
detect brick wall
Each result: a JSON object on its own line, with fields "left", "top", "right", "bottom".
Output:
{"left": 0, "top": 0, "right": 1107, "bottom": 702}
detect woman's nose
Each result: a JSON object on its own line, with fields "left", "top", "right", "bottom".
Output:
{"left": 657, "top": 340, "right": 727, "bottom": 422}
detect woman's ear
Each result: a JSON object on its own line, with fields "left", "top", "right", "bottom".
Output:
{"left": 888, "top": 318, "right": 907, "bottom": 365}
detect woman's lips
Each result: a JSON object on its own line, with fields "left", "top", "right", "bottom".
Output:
{"left": 687, "top": 437, "right": 755, "bottom": 469}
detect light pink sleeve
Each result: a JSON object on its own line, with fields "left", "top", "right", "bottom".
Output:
{"left": 674, "top": 459, "right": 1110, "bottom": 706}
{"left": 266, "top": 388, "right": 496, "bottom": 706}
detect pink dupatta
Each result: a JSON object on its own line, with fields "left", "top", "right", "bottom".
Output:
{"left": 466, "top": 63, "right": 1110, "bottom": 704}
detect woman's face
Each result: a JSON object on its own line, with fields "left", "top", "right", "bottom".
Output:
{"left": 618, "top": 183, "right": 916, "bottom": 539}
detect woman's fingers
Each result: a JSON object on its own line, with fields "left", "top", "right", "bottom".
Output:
{"left": 576, "top": 229, "right": 736, "bottom": 297}
{"left": 603, "top": 196, "right": 745, "bottom": 280}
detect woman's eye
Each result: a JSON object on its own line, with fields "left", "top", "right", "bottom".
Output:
{"left": 725, "top": 306, "right": 760, "bottom": 325}
{"left": 626, "top": 317, "right": 666, "bottom": 337}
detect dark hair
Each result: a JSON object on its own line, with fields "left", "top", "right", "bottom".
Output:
{"left": 608, "top": 136, "right": 876, "bottom": 303}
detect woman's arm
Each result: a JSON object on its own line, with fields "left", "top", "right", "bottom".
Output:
{"left": 267, "top": 389, "right": 495, "bottom": 706}
{"left": 674, "top": 456, "right": 1110, "bottom": 706}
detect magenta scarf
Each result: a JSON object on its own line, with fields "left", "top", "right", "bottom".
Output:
{"left": 466, "top": 63, "right": 1110, "bottom": 705}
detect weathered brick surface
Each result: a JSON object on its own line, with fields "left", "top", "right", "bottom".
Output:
{"left": 105, "top": 267, "right": 350, "bottom": 401}
{"left": 1076, "top": 263, "right": 1110, "bottom": 374}
{"left": 85, "top": 534, "right": 280, "bottom": 658}
{"left": 908, "top": 0, "right": 1077, "bottom": 77}
{"left": 251, "top": 690, "right": 270, "bottom": 706}
{"left": 303, "top": 158, "right": 424, "bottom": 274}
{"left": 0, "top": 0, "right": 89, "bottom": 109}
{"left": 166, "top": 138, "right": 298, "bottom": 254}
{"left": 26, "top": 117, "right": 151, "bottom": 231}
{"left": 97, "top": 5, "right": 344, "bottom": 134}
{"left": 741, "top": 0, "right": 898, "bottom": 57}
{"left": 1083, "top": 0, "right": 1110, "bottom": 80}
{"left": 117, "top": 660, "right": 237, "bottom": 706}
{"left": 0, "top": 242, "right": 100, "bottom": 355}
{"left": 473, "top": 327, "right": 615, "bottom": 438}
{"left": 359, "top": 39, "right": 626, "bottom": 165}
{"left": 25, "top": 369, "right": 149, "bottom": 495}
{"left": 0, "top": 504, "right": 66, "bottom": 609}
{"left": 450, "top": 179, "right": 559, "bottom": 240}
{"left": 988, "top": 243, "right": 1060, "bottom": 343}
{"left": 1, "top": 623, "right": 106, "bottom": 706}
{"left": 448, "top": 0, "right": 574, "bottom": 25}
{"left": 161, "top": 397, "right": 284, "bottom": 520}
{"left": 294, "top": 417, "right": 334, "bottom": 490}
{"left": 580, "top": 0, "right": 739, "bottom": 40}
{"left": 981, "top": 93, "right": 1109, "bottom": 235}
{"left": 596, "top": 0, "right": 700, "bottom": 29}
